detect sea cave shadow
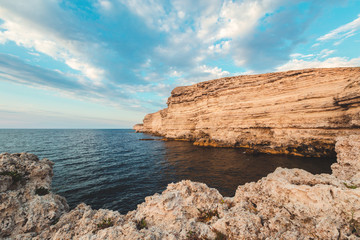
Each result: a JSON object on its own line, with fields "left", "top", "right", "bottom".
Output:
{"left": 159, "top": 141, "right": 336, "bottom": 197}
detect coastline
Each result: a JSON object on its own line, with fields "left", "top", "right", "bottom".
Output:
{"left": 135, "top": 133, "right": 336, "bottom": 158}
{"left": 134, "top": 67, "right": 360, "bottom": 158}
{"left": 1, "top": 135, "right": 360, "bottom": 239}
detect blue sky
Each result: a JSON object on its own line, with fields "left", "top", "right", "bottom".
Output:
{"left": 0, "top": 0, "right": 359, "bottom": 128}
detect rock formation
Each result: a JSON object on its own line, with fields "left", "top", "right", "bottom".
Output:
{"left": 0, "top": 153, "right": 68, "bottom": 239}
{"left": 134, "top": 67, "right": 360, "bottom": 157}
{"left": 1, "top": 135, "right": 360, "bottom": 239}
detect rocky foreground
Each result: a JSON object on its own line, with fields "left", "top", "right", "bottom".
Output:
{"left": 134, "top": 67, "right": 360, "bottom": 157}
{"left": 1, "top": 136, "right": 360, "bottom": 239}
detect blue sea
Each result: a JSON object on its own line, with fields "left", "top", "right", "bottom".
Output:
{"left": 0, "top": 129, "right": 335, "bottom": 214}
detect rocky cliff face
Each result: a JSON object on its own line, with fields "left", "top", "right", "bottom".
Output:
{"left": 1, "top": 136, "right": 360, "bottom": 239}
{"left": 135, "top": 67, "right": 360, "bottom": 157}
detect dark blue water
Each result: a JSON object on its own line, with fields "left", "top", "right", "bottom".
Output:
{"left": 0, "top": 129, "right": 335, "bottom": 213}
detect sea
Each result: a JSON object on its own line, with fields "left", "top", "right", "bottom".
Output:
{"left": 0, "top": 129, "right": 335, "bottom": 214}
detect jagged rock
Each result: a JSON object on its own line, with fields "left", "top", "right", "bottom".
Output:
{"left": 0, "top": 153, "right": 68, "bottom": 239}
{"left": 36, "top": 203, "right": 124, "bottom": 240}
{"left": 1, "top": 135, "right": 360, "bottom": 239}
{"left": 134, "top": 67, "right": 360, "bottom": 157}
{"left": 332, "top": 135, "right": 360, "bottom": 182}
{"left": 232, "top": 167, "right": 360, "bottom": 239}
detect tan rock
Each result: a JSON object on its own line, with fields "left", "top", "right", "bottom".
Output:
{"left": 134, "top": 67, "right": 360, "bottom": 157}
{"left": 233, "top": 167, "right": 360, "bottom": 239}
{"left": 36, "top": 203, "right": 124, "bottom": 240}
{"left": 133, "top": 124, "right": 144, "bottom": 133}
{"left": 0, "top": 153, "right": 68, "bottom": 239}
{"left": 332, "top": 135, "right": 360, "bottom": 181}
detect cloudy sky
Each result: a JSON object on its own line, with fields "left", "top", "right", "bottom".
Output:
{"left": 0, "top": 0, "right": 359, "bottom": 128}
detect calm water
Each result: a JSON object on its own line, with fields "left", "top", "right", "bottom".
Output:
{"left": 0, "top": 129, "right": 335, "bottom": 213}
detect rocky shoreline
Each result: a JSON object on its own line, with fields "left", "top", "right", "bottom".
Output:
{"left": 1, "top": 135, "right": 360, "bottom": 239}
{"left": 134, "top": 67, "right": 360, "bottom": 158}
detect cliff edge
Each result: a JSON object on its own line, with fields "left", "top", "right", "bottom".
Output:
{"left": 134, "top": 67, "right": 360, "bottom": 157}
{"left": 1, "top": 136, "right": 360, "bottom": 239}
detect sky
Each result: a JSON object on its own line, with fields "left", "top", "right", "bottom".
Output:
{"left": 0, "top": 0, "right": 359, "bottom": 128}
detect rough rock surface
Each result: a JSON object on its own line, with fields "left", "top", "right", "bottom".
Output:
{"left": 1, "top": 135, "right": 360, "bottom": 239}
{"left": 134, "top": 67, "right": 360, "bottom": 157}
{"left": 0, "top": 153, "right": 68, "bottom": 239}
{"left": 332, "top": 135, "right": 360, "bottom": 182}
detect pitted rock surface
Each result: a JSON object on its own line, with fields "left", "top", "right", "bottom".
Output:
{"left": 0, "top": 153, "right": 68, "bottom": 239}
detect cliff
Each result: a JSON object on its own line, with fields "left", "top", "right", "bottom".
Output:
{"left": 1, "top": 136, "right": 360, "bottom": 239}
{"left": 135, "top": 67, "right": 360, "bottom": 157}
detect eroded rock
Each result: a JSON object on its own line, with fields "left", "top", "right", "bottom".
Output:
{"left": 332, "top": 135, "right": 360, "bottom": 182}
{"left": 0, "top": 153, "right": 68, "bottom": 239}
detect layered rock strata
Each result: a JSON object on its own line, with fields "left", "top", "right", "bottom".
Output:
{"left": 135, "top": 67, "right": 360, "bottom": 157}
{"left": 1, "top": 135, "right": 360, "bottom": 239}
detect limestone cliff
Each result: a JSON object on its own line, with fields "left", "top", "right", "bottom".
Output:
{"left": 135, "top": 67, "right": 360, "bottom": 157}
{"left": 1, "top": 136, "right": 360, "bottom": 239}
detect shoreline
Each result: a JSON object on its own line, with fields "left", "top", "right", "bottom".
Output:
{"left": 137, "top": 132, "right": 338, "bottom": 158}
{"left": 1, "top": 135, "right": 360, "bottom": 239}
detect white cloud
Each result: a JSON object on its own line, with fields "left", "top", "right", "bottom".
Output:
{"left": 290, "top": 53, "right": 314, "bottom": 59}
{"left": 317, "top": 15, "right": 360, "bottom": 43}
{"left": 0, "top": 2, "right": 106, "bottom": 87}
{"left": 28, "top": 51, "right": 40, "bottom": 57}
{"left": 208, "top": 40, "right": 231, "bottom": 54}
{"left": 288, "top": 48, "right": 335, "bottom": 63}
{"left": 319, "top": 49, "right": 335, "bottom": 58}
{"left": 276, "top": 57, "right": 360, "bottom": 72}
{"left": 120, "top": 0, "right": 289, "bottom": 69}
{"left": 179, "top": 65, "right": 230, "bottom": 85}
{"left": 98, "top": 0, "right": 113, "bottom": 11}
{"left": 65, "top": 58, "right": 105, "bottom": 86}
{"left": 177, "top": 11, "right": 185, "bottom": 19}
{"left": 216, "top": 0, "right": 268, "bottom": 40}
{"left": 100, "top": 0, "right": 343, "bottom": 77}
{"left": 278, "top": 48, "right": 345, "bottom": 71}
{"left": 311, "top": 43, "right": 320, "bottom": 48}
{"left": 200, "top": 65, "right": 230, "bottom": 77}
{"left": 117, "top": 0, "right": 166, "bottom": 28}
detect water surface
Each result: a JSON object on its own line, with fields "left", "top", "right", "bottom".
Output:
{"left": 0, "top": 129, "right": 335, "bottom": 213}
